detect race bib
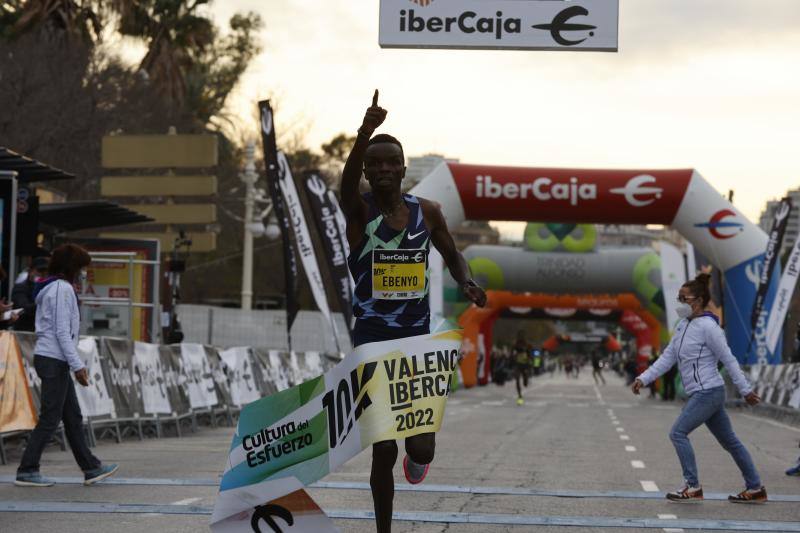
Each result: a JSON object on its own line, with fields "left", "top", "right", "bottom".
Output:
{"left": 372, "top": 249, "right": 426, "bottom": 300}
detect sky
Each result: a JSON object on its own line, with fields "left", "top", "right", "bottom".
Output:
{"left": 201, "top": 0, "right": 800, "bottom": 238}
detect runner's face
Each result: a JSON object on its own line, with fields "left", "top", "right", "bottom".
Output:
{"left": 364, "top": 143, "right": 405, "bottom": 192}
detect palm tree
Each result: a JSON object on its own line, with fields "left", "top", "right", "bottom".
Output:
{"left": 1, "top": 0, "right": 103, "bottom": 43}
{"left": 110, "top": 0, "right": 214, "bottom": 111}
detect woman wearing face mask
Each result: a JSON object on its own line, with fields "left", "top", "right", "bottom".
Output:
{"left": 632, "top": 273, "right": 766, "bottom": 503}
{"left": 15, "top": 244, "right": 118, "bottom": 487}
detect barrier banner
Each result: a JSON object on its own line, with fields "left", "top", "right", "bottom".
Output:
{"left": 180, "top": 343, "right": 219, "bottom": 409}
{"left": 210, "top": 330, "right": 463, "bottom": 531}
{"left": 0, "top": 332, "right": 37, "bottom": 432}
{"left": 103, "top": 337, "right": 144, "bottom": 418}
{"left": 133, "top": 341, "right": 172, "bottom": 415}
{"left": 220, "top": 347, "right": 261, "bottom": 408}
{"left": 74, "top": 338, "right": 116, "bottom": 418}
{"left": 252, "top": 349, "right": 293, "bottom": 394}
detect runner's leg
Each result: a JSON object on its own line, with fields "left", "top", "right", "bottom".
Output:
{"left": 371, "top": 440, "right": 398, "bottom": 533}
{"left": 406, "top": 432, "right": 435, "bottom": 465}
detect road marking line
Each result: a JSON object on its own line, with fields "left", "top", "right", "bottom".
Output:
{"left": 620, "top": 435, "right": 630, "bottom": 440}
{"left": 170, "top": 497, "right": 201, "bottom": 505}
{"left": 740, "top": 413, "right": 800, "bottom": 434}
{"left": 612, "top": 420, "right": 620, "bottom": 425}
{"left": 631, "top": 460, "right": 646, "bottom": 469}
{"left": 481, "top": 400, "right": 505, "bottom": 406}
{"left": 5, "top": 502, "right": 800, "bottom": 530}
{"left": 641, "top": 481, "right": 660, "bottom": 492}
{"left": 616, "top": 427, "right": 625, "bottom": 432}
{"left": 625, "top": 445, "right": 637, "bottom": 452}
{"left": 659, "top": 513, "right": 685, "bottom": 533}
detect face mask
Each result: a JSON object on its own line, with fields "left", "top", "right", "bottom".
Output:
{"left": 79, "top": 269, "right": 88, "bottom": 283}
{"left": 676, "top": 302, "right": 693, "bottom": 319}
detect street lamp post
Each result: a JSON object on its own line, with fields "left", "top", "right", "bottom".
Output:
{"left": 241, "top": 142, "right": 258, "bottom": 310}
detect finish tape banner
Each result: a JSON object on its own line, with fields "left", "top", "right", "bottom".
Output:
{"left": 210, "top": 330, "right": 462, "bottom": 531}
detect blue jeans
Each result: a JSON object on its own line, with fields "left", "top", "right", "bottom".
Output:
{"left": 669, "top": 386, "right": 761, "bottom": 490}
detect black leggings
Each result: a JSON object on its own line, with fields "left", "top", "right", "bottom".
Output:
{"left": 515, "top": 366, "right": 529, "bottom": 397}
{"left": 371, "top": 433, "right": 435, "bottom": 533}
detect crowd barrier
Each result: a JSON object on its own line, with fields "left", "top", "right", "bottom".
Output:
{"left": 0, "top": 331, "right": 341, "bottom": 464}
{"left": 749, "top": 364, "right": 800, "bottom": 409}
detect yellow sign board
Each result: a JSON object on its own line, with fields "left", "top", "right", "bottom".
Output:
{"left": 120, "top": 204, "right": 216, "bottom": 224}
{"left": 102, "top": 135, "right": 218, "bottom": 168}
{"left": 101, "top": 175, "right": 217, "bottom": 197}
{"left": 101, "top": 232, "right": 217, "bottom": 252}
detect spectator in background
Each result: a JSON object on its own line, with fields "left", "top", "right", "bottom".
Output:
{"left": 0, "top": 266, "right": 19, "bottom": 330}
{"left": 663, "top": 365, "right": 678, "bottom": 401}
{"left": 15, "top": 244, "right": 118, "bottom": 488}
{"left": 11, "top": 256, "right": 49, "bottom": 332}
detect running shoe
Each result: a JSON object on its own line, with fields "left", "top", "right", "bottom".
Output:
{"left": 14, "top": 472, "right": 55, "bottom": 487}
{"left": 666, "top": 486, "right": 703, "bottom": 502}
{"left": 786, "top": 463, "right": 800, "bottom": 476}
{"left": 516, "top": 397, "right": 524, "bottom": 406}
{"left": 728, "top": 487, "right": 767, "bottom": 503}
{"left": 84, "top": 464, "right": 119, "bottom": 486}
{"left": 402, "top": 455, "right": 430, "bottom": 485}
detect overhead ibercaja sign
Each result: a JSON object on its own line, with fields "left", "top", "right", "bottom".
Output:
{"left": 379, "top": 0, "right": 618, "bottom": 52}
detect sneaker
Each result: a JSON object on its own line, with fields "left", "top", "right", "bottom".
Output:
{"left": 728, "top": 486, "right": 767, "bottom": 503}
{"left": 14, "top": 472, "right": 55, "bottom": 487}
{"left": 666, "top": 485, "right": 703, "bottom": 502}
{"left": 84, "top": 464, "right": 119, "bottom": 486}
{"left": 786, "top": 463, "right": 800, "bottom": 476}
{"left": 516, "top": 397, "right": 525, "bottom": 406}
{"left": 402, "top": 455, "right": 430, "bottom": 485}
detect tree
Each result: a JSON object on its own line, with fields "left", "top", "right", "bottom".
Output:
{"left": 110, "top": 0, "right": 261, "bottom": 124}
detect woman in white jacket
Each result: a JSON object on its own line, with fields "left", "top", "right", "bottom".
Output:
{"left": 15, "top": 244, "right": 118, "bottom": 487}
{"left": 632, "top": 273, "right": 766, "bottom": 503}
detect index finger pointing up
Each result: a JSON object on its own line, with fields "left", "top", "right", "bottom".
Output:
{"left": 372, "top": 89, "right": 379, "bottom": 107}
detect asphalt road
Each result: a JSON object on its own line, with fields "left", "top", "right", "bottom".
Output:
{"left": 2, "top": 370, "right": 799, "bottom": 532}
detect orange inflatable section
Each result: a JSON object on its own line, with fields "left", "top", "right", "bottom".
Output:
{"left": 457, "top": 291, "right": 661, "bottom": 388}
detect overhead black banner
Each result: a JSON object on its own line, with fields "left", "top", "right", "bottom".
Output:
{"left": 749, "top": 196, "right": 792, "bottom": 342}
{"left": 303, "top": 171, "right": 353, "bottom": 340}
{"left": 258, "top": 101, "right": 299, "bottom": 348}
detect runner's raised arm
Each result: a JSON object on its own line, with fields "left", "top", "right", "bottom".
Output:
{"left": 341, "top": 90, "right": 387, "bottom": 229}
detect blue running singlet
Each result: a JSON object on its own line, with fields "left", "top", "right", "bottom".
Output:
{"left": 348, "top": 193, "right": 431, "bottom": 346}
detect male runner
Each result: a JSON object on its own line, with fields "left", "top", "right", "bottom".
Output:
{"left": 341, "top": 90, "right": 487, "bottom": 533}
{"left": 512, "top": 331, "right": 530, "bottom": 405}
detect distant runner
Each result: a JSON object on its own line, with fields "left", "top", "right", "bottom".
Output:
{"left": 512, "top": 331, "right": 530, "bottom": 405}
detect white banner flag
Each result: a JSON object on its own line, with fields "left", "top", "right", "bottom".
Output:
{"left": 765, "top": 238, "right": 800, "bottom": 353}
{"left": 276, "top": 151, "right": 337, "bottom": 341}
{"left": 659, "top": 241, "right": 687, "bottom": 332}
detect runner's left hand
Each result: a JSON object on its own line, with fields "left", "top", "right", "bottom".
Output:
{"left": 463, "top": 284, "right": 487, "bottom": 308}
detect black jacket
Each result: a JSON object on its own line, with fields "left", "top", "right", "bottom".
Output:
{"left": 11, "top": 279, "right": 36, "bottom": 332}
